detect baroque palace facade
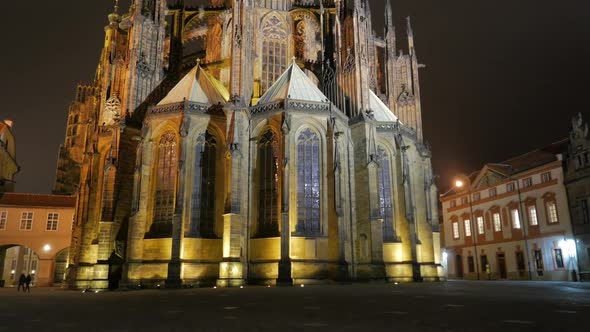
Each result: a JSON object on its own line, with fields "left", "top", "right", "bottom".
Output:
{"left": 55, "top": 0, "right": 442, "bottom": 289}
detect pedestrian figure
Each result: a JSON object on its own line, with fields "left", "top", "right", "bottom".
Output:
{"left": 25, "top": 274, "right": 32, "bottom": 292}
{"left": 17, "top": 273, "right": 26, "bottom": 292}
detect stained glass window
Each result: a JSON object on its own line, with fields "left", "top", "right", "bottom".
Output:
{"left": 153, "top": 132, "right": 177, "bottom": 225}
{"left": 296, "top": 128, "right": 321, "bottom": 236}
{"left": 257, "top": 130, "right": 279, "bottom": 237}
{"left": 188, "top": 131, "right": 217, "bottom": 238}
{"left": 261, "top": 15, "right": 288, "bottom": 93}
{"left": 377, "top": 147, "right": 395, "bottom": 242}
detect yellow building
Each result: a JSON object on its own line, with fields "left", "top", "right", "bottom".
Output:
{"left": 0, "top": 193, "right": 76, "bottom": 287}
{"left": 57, "top": 0, "right": 443, "bottom": 289}
{"left": 0, "top": 120, "right": 18, "bottom": 193}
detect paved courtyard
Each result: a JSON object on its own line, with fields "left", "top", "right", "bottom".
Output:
{"left": 1, "top": 281, "right": 589, "bottom": 331}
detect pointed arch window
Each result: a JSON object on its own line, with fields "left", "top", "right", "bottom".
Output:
{"left": 257, "top": 130, "right": 280, "bottom": 237}
{"left": 377, "top": 146, "right": 396, "bottom": 242}
{"left": 153, "top": 132, "right": 177, "bottom": 225}
{"left": 261, "top": 15, "right": 288, "bottom": 93}
{"left": 188, "top": 131, "right": 218, "bottom": 238}
{"left": 101, "top": 165, "right": 116, "bottom": 221}
{"left": 296, "top": 128, "right": 321, "bottom": 236}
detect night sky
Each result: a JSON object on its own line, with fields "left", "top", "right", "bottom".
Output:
{"left": 1, "top": 0, "right": 589, "bottom": 194}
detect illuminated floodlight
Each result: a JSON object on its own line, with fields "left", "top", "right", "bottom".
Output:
{"left": 455, "top": 180, "right": 464, "bottom": 188}
{"left": 43, "top": 244, "right": 51, "bottom": 252}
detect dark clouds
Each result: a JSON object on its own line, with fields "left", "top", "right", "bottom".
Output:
{"left": 1, "top": 0, "right": 588, "bottom": 193}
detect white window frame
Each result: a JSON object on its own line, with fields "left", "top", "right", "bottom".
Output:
{"left": 464, "top": 219, "right": 472, "bottom": 237}
{"left": 523, "top": 177, "right": 533, "bottom": 188}
{"left": 477, "top": 216, "right": 485, "bottom": 235}
{"left": 528, "top": 205, "right": 539, "bottom": 226}
{"left": 547, "top": 201, "right": 559, "bottom": 224}
{"left": 452, "top": 221, "right": 460, "bottom": 239}
{"left": 19, "top": 212, "right": 34, "bottom": 231}
{"left": 511, "top": 209, "right": 521, "bottom": 229}
{"left": 0, "top": 211, "right": 7, "bottom": 230}
{"left": 493, "top": 212, "right": 502, "bottom": 232}
{"left": 489, "top": 188, "right": 497, "bottom": 197}
{"left": 46, "top": 212, "right": 59, "bottom": 231}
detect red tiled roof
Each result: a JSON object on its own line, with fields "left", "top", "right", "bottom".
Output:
{"left": 0, "top": 193, "right": 76, "bottom": 208}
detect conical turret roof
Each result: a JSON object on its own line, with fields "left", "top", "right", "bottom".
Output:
{"left": 257, "top": 59, "right": 329, "bottom": 105}
{"left": 369, "top": 90, "right": 399, "bottom": 122}
{"left": 158, "top": 62, "right": 229, "bottom": 106}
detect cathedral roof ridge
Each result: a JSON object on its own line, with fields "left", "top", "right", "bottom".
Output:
{"left": 157, "top": 61, "right": 229, "bottom": 106}
{"left": 256, "top": 59, "right": 329, "bottom": 106}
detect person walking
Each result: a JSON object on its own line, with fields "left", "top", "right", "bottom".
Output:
{"left": 25, "top": 274, "right": 32, "bottom": 292}
{"left": 17, "top": 273, "right": 26, "bottom": 292}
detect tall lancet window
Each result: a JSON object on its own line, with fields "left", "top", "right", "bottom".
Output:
{"left": 257, "top": 130, "right": 279, "bottom": 237}
{"left": 188, "top": 131, "right": 217, "bottom": 238}
{"left": 296, "top": 128, "right": 321, "bottom": 236}
{"left": 101, "top": 165, "right": 116, "bottom": 221}
{"left": 261, "top": 15, "right": 288, "bottom": 93}
{"left": 153, "top": 132, "right": 178, "bottom": 225}
{"left": 377, "top": 147, "right": 396, "bottom": 242}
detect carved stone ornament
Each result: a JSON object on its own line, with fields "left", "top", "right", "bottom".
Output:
{"left": 136, "top": 53, "right": 151, "bottom": 79}
{"left": 103, "top": 96, "right": 122, "bottom": 125}
{"left": 570, "top": 112, "right": 588, "bottom": 141}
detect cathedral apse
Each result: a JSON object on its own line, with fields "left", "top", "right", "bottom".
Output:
{"left": 56, "top": 0, "right": 443, "bottom": 289}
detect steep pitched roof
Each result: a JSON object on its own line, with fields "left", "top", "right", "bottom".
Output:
{"left": 158, "top": 63, "right": 229, "bottom": 106}
{"left": 257, "top": 59, "right": 329, "bottom": 105}
{"left": 0, "top": 193, "right": 76, "bottom": 208}
{"left": 369, "top": 90, "right": 398, "bottom": 122}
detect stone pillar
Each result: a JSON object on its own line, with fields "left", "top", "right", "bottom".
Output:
{"left": 217, "top": 213, "right": 244, "bottom": 287}
{"left": 167, "top": 124, "right": 189, "bottom": 288}
{"left": 334, "top": 131, "right": 349, "bottom": 281}
{"left": 217, "top": 110, "right": 245, "bottom": 287}
{"left": 367, "top": 163, "right": 384, "bottom": 265}
{"left": 277, "top": 118, "right": 292, "bottom": 286}
{"left": 36, "top": 258, "right": 54, "bottom": 287}
{"left": 0, "top": 247, "right": 6, "bottom": 283}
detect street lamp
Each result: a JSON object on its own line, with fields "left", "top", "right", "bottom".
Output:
{"left": 489, "top": 163, "right": 533, "bottom": 280}
{"left": 453, "top": 175, "right": 480, "bottom": 280}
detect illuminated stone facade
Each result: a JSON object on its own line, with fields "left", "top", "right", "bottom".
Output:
{"left": 56, "top": 0, "right": 442, "bottom": 289}
{"left": 0, "top": 120, "right": 18, "bottom": 193}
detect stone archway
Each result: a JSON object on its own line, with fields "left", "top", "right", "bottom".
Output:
{"left": 53, "top": 247, "right": 70, "bottom": 285}
{"left": 0, "top": 244, "right": 40, "bottom": 287}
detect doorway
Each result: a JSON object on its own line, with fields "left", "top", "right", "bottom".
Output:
{"left": 455, "top": 254, "right": 464, "bottom": 278}
{"left": 497, "top": 253, "right": 507, "bottom": 279}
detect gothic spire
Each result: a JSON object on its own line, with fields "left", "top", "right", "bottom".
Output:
{"left": 407, "top": 16, "right": 415, "bottom": 55}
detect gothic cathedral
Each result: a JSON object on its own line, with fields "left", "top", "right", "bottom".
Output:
{"left": 55, "top": 0, "right": 443, "bottom": 289}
